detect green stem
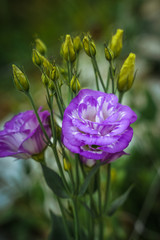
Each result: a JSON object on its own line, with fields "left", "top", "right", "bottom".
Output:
{"left": 92, "top": 57, "right": 106, "bottom": 92}
{"left": 109, "top": 61, "right": 115, "bottom": 94}
{"left": 97, "top": 168, "right": 104, "bottom": 240}
{"left": 75, "top": 154, "right": 80, "bottom": 193}
{"left": 119, "top": 91, "right": 124, "bottom": 103}
{"left": 26, "top": 92, "right": 52, "bottom": 145}
{"left": 72, "top": 198, "right": 79, "bottom": 240}
{"left": 105, "top": 67, "right": 110, "bottom": 93}
{"left": 103, "top": 163, "right": 111, "bottom": 213}
{"left": 91, "top": 58, "right": 100, "bottom": 91}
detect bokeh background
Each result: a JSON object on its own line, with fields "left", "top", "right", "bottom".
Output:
{"left": 0, "top": 0, "right": 160, "bottom": 239}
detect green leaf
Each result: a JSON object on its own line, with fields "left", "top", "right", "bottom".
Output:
{"left": 107, "top": 185, "right": 134, "bottom": 216}
{"left": 41, "top": 164, "right": 69, "bottom": 198}
{"left": 79, "top": 161, "right": 101, "bottom": 196}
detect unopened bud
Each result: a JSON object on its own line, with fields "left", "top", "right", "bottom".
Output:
{"left": 118, "top": 53, "right": 136, "bottom": 92}
{"left": 83, "top": 36, "right": 96, "bottom": 57}
{"left": 41, "top": 57, "right": 52, "bottom": 78}
{"left": 48, "top": 80, "right": 55, "bottom": 91}
{"left": 73, "top": 36, "right": 82, "bottom": 53}
{"left": 32, "top": 49, "right": 43, "bottom": 66}
{"left": 62, "top": 35, "right": 76, "bottom": 62}
{"left": 35, "top": 38, "right": 47, "bottom": 55}
{"left": 70, "top": 75, "right": 81, "bottom": 93}
{"left": 12, "top": 64, "right": 29, "bottom": 92}
{"left": 104, "top": 46, "right": 114, "bottom": 61}
{"left": 51, "top": 66, "right": 59, "bottom": 81}
{"left": 41, "top": 73, "right": 49, "bottom": 87}
{"left": 63, "top": 158, "right": 71, "bottom": 171}
{"left": 108, "top": 29, "right": 123, "bottom": 58}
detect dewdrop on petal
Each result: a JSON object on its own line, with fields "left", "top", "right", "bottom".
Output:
{"left": 62, "top": 34, "right": 76, "bottom": 62}
{"left": 35, "top": 38, "right": 47, "bottom": 56}
{"left": 118, "top": 53, "right": 136, "bottom": 92}
{"left": 83, "top": 36, "right": 96, "bottom": 57}
{"left": 109, "top": 29, "right": 123, "bottom": 58}
{"left": 12, "top": 64, "right": 29, "bottom": 92}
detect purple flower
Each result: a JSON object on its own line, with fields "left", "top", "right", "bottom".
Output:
{"left": 0, "top": 107, "right": 51, "bottom": 159}
{"left": 62, "top": 89, "right": 137, "bottom": 164}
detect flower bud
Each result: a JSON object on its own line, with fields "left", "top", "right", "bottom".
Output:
{"left": 118, "top": 53, "right": 136, "bottom": 92}
{"left": 83, "top": 36, "right": 96, "bottom": 57}
{"left": 63, "top": 158, "right": 71, "bottom": 171}
{"left": 48, "top": 80, "right": 55, "bottom": 91}
{"left": 12, "top": 64, "right": 29, "bottom": 92}
{"left": 41, "top": 73, "right": 49, "bottom": 87}
{"left": 51, "top": 65, "right": 59, "bottom": 81}
{"left": 41, "top": 57, "right": 53, "bottom": 78}
{"left": 108, "top": 29, "right": 123, "bottom": 58}
{"left": 104, "top": 46, "right": 114, "bottom": 61}
{"left": 32, "top": 49, "right": 43, "bottom": 66}
{"left": 73, "top": 36, "right": 82, "bottom": 53}
{"left": 35, "top": 38, "right": 47, "bottom": 55}
{"left": 70, "top": 75, "right": 81, "bottom": 93}
{"left": 62, "top": 35, "right": 76, "bottom": 62}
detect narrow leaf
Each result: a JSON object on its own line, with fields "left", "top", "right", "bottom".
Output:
{"left": 79, "top": 161, "right": 101, "bottom": 196}
{"left": 108, "top": 185, "right": 133, "bottom": 216}
{"left": 41, "top": 164, "right": 69, "bottom": 198}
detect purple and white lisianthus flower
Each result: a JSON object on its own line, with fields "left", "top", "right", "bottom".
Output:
{"left": 0, "top": 107, "right": 51, "bottom": 159}
{"left": 62, "top": 89, "right": 137, "bottom": 164}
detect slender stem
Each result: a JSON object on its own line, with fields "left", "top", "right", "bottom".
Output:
{"left": 105, "top": 67, "right": 110, "bottom": 93}
{"left": 92, "top": 57, "right": 106, "bottom": 92}
{"left": 54, "top": 82, "right": 64, "bottom": 119}
{"left": 57, "top": 197, "right": 71, "bottom": 240}
{"left": 75, "top": 154, "right": 80, "bottom": 193}
{"left": 103, "top": 163, "right": 111, "bottom": 213}
{"left": 119, "top": 91, "right": 124, "bottom": 103}
{"left": 26, "top": 92, "right": 52, "bottom": 145}
{"left": 128, "top": 170, "right": 160, "bottom": 240}
{"left": 91, "top": 58, "right": 100, "bottom": 91}
{"left": 109, "top": 60, "right": 115, "bottom": 94}
{"left": 97, "top": 168, "right": 104, "bottom": 240}
{"left": 72, "top": 198, "right": 79, "bottom": 240}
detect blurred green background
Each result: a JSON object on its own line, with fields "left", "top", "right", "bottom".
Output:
{"left": 0, "top": 0, "right": 160, "bottom": 239}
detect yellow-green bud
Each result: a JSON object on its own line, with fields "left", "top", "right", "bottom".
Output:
{"left": 118, "top": 53, "right": 136, "bottom": 92}
{"left": 41, "top": 57, "right": 53, "bottom": 78}
{"left": 104, "top": 46, "right": 114, "bottom": 61}
{"left": 51, "top": 66, "right": 59, "bottom": 81}
{"left": 48, "top": 80, "right": 55, "bottom": 91}
{"left": 83, "top": 36, "right": 96, "bottom": 57}
{"left": 70, "top": 75, "right": 81, "bottom": 93}
{"left": 32, "top": 49, "right": 43, "bottom": 66}
{"left": 73, "top": 36, "right": 82, "bottom": 53}
{"left": 63, "top": 158, "right": 71, "bottom": 171}
{"left": 62, "top": 35, "right": 76, "bottom": 62}
{"left": 12, "top": 64, "right": 29, "bottom": 92}
{"left": 41, "top": 73, "right": 49, "bottom": 86}
{"left": 35, "top": 38, "right": 47, "bottom": 55}
{"left": 108, "top": 29, "right": 123, "bottom": 58}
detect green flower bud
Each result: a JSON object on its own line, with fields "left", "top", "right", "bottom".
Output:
{"left": 104, "top": 46, "right": 114, "bottom": 61}
{"left": 70, "top": 75, "right": 81, "bottom": 93}
{"left": 32, "top": 49, "right": 43, "bottom": 66}
{"left": 12, "top": 64, "right": 29, "bottom": 92}
{"left": 118, "top": 53, "right": 136, "bottom": 92}
{"left": 48, "top": 80, "right": 55, "bottom": 91}
{"left": 108, "top": 29, "right": 124, "bottom": 58}
{"left": 35, "top": 38, "right": 47, "bottom": 55}
{"left": 41, "top": 73, "right": 49, "bottom": 87}
{"left": 62, "top": 35, "right": 76, "bottom": 62}
{"left": 41, "top": 57, "right": 53, "bottom": 78}
{"left": 73, "top": 36, "right": 82, "bottom": 53}
{"left": 83, "top": 36, "right": 96, "bottom": 57}
{"left": 51, "top": 65, "right": 59, "bottom": 81}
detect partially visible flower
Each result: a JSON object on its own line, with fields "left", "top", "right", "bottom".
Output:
{"left": 0, "top": 107, "right": 51, "bottom": 159}
{"left": 62, "top": 89, "right": 137, "bottom": 163}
